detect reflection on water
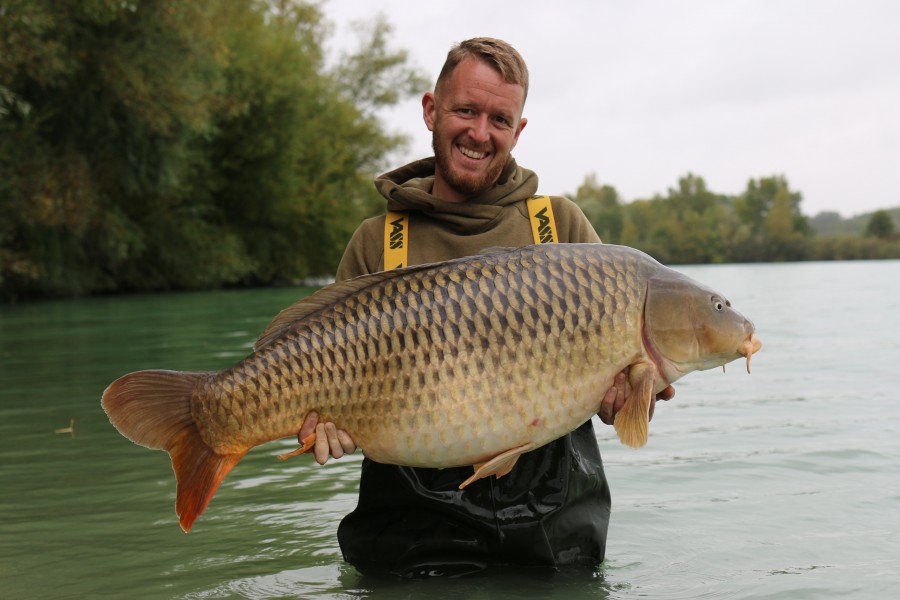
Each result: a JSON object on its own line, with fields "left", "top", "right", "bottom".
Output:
{"left": 2, "top": 261, "right": 899, "bottom": 599}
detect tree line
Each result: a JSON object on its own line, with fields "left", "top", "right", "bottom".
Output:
{"left": 569, "top": 173, "right": 899, "bottom": 266}
{"left": 2, "top": 1, "right": 898, "bottom": 302}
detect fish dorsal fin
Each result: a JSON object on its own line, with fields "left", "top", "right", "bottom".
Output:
{"left": 253, "top": 272, "right": 392, "bottom": 351}
{"left": 478, "top": 246, "right": 518, "bottom": 256}
{"left": 254, "top": 261, "right": 447, "bottom": 351}
{"left": 254, "top": 247, "right": 532, "bottom": 351}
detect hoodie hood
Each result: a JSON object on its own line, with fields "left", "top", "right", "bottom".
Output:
{"left": 374, "top": 157, "right": 539, "bottom": 234}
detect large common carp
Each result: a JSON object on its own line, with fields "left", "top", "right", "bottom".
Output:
{"left": 102, "top": 243, "right": 761, "bottom": 532}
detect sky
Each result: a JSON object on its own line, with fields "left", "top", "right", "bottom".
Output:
{"left": 321, "top": 0, "right": 900, "bottom": 218}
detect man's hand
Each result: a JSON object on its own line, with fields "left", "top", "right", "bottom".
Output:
{"left": 598, "top": 369, "right": 675, "bottom": 425}
{"left": 299, "top": 411, "right": 357, "bottom": 465}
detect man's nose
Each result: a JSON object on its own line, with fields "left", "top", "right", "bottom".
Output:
{"left": 468, "top": 115, "right": 490, "bottom": 144}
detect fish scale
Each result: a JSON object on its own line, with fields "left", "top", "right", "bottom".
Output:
{"left": 102, "top": 243, "right": 761, "bottom": 531}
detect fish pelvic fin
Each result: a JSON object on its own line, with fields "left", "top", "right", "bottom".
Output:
{"left": 614, "top": 362, "right": 656, "bottom": 448}
{"left": 101, "top": 369, "right": 246, "bottom": 532}
{"left": 459, "top": 442, "right": 537, "bottom": 489}
{"left": 277, "top": 432, "right": 317, "bottom": 460}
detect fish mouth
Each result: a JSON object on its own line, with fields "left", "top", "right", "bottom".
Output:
{"left": 740, "top": 332, "right": 763, "bottom": 373}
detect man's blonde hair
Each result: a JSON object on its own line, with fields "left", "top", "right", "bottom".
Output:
{"left": 435, "top": 37, "right": 529, "bottom": 103}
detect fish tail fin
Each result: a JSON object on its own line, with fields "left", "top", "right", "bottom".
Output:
{"left": 614, "top": 363, "right": 655, "bottom": 448}
{"left": 101, "top": 369, "right": 246, "bottom": 532}
{"left": 170, "top": 426, "right": 246, "bottom": 532}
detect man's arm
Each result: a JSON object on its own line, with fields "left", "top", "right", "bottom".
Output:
{"left": 335, "top": 217, "right": 385, "bottom": 282}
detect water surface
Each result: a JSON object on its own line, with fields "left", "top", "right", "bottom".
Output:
{"left": 1, "top": 260, "right": 898, "bottom": 599}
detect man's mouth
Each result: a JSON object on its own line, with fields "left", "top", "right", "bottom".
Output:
{"left": 458, "top": 145, "right": 488, "bottom": 160}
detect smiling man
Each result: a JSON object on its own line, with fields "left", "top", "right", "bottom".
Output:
{"left": 299, "top": 37, "right": 673, "bottom": 578}
{"left": 425, "top": 50, "right": 527, "bottom": 202}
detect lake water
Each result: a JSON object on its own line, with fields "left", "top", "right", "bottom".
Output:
{"left": 1, "top": 259, "right": 898, "bottom": 599}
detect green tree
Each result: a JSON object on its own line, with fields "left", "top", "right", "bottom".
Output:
{"left": 764, "top": 185, "right": 796, "bottom": 241}
{"left": 727, "top": 175, "right": 810, "bottom": 261}
{"left": 332, "top": 15, "right": 431, "bottom": 116}
{"left": 656, "top": 173, "right": 729, "bottom": 264}
{"left": 762, "top": 184, "right": 807, "bottom": 260}
{"left": 0, "top": 0, "right": 426, "bottom": 300}
{"left": 1, "top": 0, "right": 237, "bottom": 296}
{"left": 619, "top": 198, "right": 655, "bottom": 250}
{"left": 570, "top": 173, "right": 624, "bottom": 243}
{"left": 735, "top": 175, "right": 810, "bottom": 237}
{"left": 864, "top": 210, "right": 895, "bottom": 239}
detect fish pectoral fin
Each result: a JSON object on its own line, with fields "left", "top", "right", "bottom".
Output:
{"left": 614, "top": 362, "right": 656, "bottom": 448}
{"left": 459, "top": 442, "right": 537, "bottom": 489}
{"left": 276, "top": 432, "right": 317, "bottom": 460}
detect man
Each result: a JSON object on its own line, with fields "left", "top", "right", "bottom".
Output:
{"left": 300, "top": 37, "right": 673, "bottom": 577}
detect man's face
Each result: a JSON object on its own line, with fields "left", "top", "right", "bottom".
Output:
{"left": 423, "top": 58, "right": 527, "bottom": 202}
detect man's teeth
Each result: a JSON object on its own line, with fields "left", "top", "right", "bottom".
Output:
{"left": 459, "top": 147, "right": 486, "bottom": 159}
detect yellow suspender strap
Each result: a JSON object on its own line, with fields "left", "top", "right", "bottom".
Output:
{"left": 384, "top": 196, "right": 553, "bottom": 269}
{"left": 527, "top": 195, "right": 558, "bottom": 244}
{"left": 383, "top": 211, "right": 409, "bottom": 269}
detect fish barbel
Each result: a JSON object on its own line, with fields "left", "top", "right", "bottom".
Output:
{"left": 102, "top": 243, "right": 761, "bottom": 532}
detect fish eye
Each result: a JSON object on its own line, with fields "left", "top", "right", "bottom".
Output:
{"left": 712, "top": 296, "right": 725, "bottom": 311}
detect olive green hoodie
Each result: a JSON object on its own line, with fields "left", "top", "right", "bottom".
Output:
{"left": 336, "top": 157, "right": 600, "bottom": 280}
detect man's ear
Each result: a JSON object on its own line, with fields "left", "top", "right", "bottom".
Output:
{"left": 422, "top": 92, "right": 436, "bottom": 131}
{"left": 511, "top": 116, "right": 527, "bottom": 149}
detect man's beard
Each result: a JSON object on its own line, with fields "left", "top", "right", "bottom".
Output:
{"left": 432, "top": 131, "right": 508, "bottom": 197}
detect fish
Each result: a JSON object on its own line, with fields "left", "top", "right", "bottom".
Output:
{"left": 101, "top": 243, "right": 761, "bottom": 532}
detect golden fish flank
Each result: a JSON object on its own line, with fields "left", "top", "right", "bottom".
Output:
{"left": 102, "top": 243, "right": 761, "bottom": 532}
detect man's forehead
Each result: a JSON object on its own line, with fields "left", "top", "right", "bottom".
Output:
{"left": 438, "top": 59, "right": 526, "bottom": 113}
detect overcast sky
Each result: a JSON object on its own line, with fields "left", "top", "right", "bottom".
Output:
{"left": 322, "top": 0, "right": 899, "bottom": 218}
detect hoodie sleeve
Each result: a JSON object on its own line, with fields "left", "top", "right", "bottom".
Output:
{"left": 550, "top": 196, "right": 602, "bottom": 244}
{"left": 335, "top": 216, "right": 386, "bottom": 281}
